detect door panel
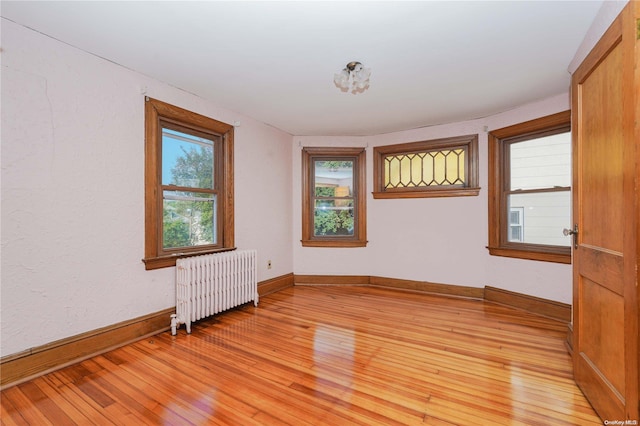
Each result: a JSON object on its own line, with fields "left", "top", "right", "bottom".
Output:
{"left": 579, "top": 248, "right": 624, "bottom": 294}
{"left": 571, "top": 1, "right": 638, "bottom": 422}
{"left": 581, "top": 278, "right": 625, "bottom": 394}
{"left": 579, "top": 44, "right": 625, "bottom": 255}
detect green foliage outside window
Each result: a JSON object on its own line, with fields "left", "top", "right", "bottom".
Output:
{"left": 163, "top": 146, "right": 215, "bottom": 249}
{"left": 315, "top": 186, "right": 335, "bottom": 197}
{"left": 314, "top": 185, "right": 354, "bottom": 236}
{"left": 314, "top": 208, "right": 354, "bottom": 236}
{"left": 313, "top": 161, "right": 354, "bottom": 237}
{"left": 316, "top": 160, "right": 353, "bottom": 170}
{"left": 163, "top": 209, "right": 191, "bottom": 248}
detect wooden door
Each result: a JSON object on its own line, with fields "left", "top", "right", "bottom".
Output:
{"left": 571, "top": 2, "right": 638, "bottom": 422}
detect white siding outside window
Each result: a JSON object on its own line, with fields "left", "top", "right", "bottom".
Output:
{"left": 508, "top": 132, "right": 572, "bottom": 247}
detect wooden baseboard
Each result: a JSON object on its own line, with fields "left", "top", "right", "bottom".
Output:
{"left": 565, "top": 322, "right": 574, "bottom": 355}
{"left": 0, "top": 307, "right": 174, "bottom": 390}
{"left": 370, "top": 276, "right": 485, "bottom": 299}
{"left": 484, "top": 286, "right": 571, "bottom": 322}
{"left": 259, "top": 273, "right": 294, "bottom": 296}
{"left": 294, "top": 274, "right": 484, "bottom": 299}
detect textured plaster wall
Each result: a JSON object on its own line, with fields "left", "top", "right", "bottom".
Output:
{"left": 0, "top": 20, "right": 293, "bottom": 357}
{"left": 293, "top": 94, "right": 573, "bottom": 304}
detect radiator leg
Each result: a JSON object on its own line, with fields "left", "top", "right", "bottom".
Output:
{"left": 186, "top": 321, "right": 191, "bottom": 334}
{"left": 170, "top": 314, "right": 178, "bottom": 336}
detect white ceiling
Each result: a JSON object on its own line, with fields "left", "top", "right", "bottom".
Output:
{"left": 1, "top": 1, "right": 602, "bottom": 136}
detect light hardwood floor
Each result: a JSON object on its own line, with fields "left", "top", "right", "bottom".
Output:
{"left": 1, "top": 286, "right": 601, "bottom": 425}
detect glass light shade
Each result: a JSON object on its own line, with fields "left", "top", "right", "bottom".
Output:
{"left": 333, "top": 69, "right": 349, "bottom": 89}
{"left": 334, "top": 62, "right": 371, "bottom": 93}
{"left": 358, "top": 67, "right": 371, "bottom": 80}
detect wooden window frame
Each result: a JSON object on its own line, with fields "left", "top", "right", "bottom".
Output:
{"left": 143, "top": 97, "right": 234, "bottom": 270}
{"left": 372, "top": 134, "right": 480, "bottom": 199}
{"left": 301, "top": 147, "right": 367, "bottom": 248}
{"left": 487, "top": 110, "right": 571, "bottom": 264}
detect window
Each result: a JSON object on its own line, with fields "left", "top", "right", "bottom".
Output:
{"left": 143, "top": 98, "right": 234, "bottom": 270}
{"left": 372, "top": 134, "right": 479, "bottom": 198}
{"left": 488, "top": 110, "right": 571, "bottom": 264}
{"left": 509, "top": 207, "right": 524, "bottom": 242}
{"left": 301, "top": 147, "right": 367, "bottom": 247}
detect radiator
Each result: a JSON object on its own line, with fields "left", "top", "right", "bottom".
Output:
{"left": 171, "top": 249, "right": 258, "bottom": 335}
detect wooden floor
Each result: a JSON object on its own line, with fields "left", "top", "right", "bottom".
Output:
{"left": 1, "top": 286, "right": 601, "bottom": 425}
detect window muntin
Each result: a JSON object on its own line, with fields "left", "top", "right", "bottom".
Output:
{"left": 302, "top": 148, "right": 366, "bottom": 247}
{"left": 488, "top": 110, "right": 571, "bottom": 264}
{"left": 373, "top": 135, "right": 479, "bottom": 198}
{"left": 144, "top": 98, "right": 234, "bottom": 270}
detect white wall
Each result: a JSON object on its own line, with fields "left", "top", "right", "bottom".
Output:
{"left": 0, "top": 20, "right": 293, "bottom": 357}
{"left": 293, "top": 94, "right": 573, "bottom": 303}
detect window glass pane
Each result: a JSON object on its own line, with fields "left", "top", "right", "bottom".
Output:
{"left": 386, "top": 156, "right": 400, "bottom": 188}
{"left": 162, "top": 128, "right": 214, "bottom": 189}
{"left": 510, "top": 132, "right": 571, "bottom": 190}
{"left": 400, "top": 156, "right": 412, "bottom": 186}
{"left": 419, "top": 154, "right": 433, "bottom": 185}
{"left": 445, "top": 149, "right": 465, "bottom": 184}
{"left": 163, "top": 190, "right": 216, "bottom": 249}
{"left": 432, "top": 152, "right": 447, "bottom": 184}
{"left": 314, "top": 160, "right": 353, "bottom": 197}
{"left": 508, "top": 191, "right": 571, "bottom": 246}
{"left": 384, "top": 148, "right": 466, "bottom": 189}
{"left": 314, "top": 199, "right": 354, "bottom": 236}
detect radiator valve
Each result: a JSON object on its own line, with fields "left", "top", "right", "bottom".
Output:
{"left": 170, "top": 314, "right": 178, "bottom": 336}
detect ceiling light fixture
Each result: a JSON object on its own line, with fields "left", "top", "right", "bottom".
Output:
{"left": 334, "top": 61, "right": 371, "bottom": 94}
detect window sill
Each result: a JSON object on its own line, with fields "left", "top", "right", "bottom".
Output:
{"left": 301, "top": 239, "right": 368, "bottom": 248}
{"left": 487, "top": 245, "right": 571, "bottom": 264}
{"left": 142, "top": 247, "right": 237, "bottom": 270}
{"left": 372, "top": 187, "right": 480, "bottom": 199}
